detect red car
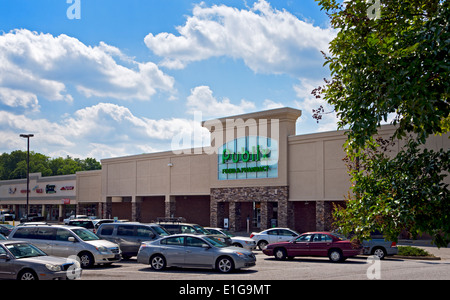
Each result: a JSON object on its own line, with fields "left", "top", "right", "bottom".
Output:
{"left": 262, "top": 232, "right": 362, "bottom": 263}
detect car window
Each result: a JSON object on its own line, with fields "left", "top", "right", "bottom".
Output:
{"left": 279, "top": 229, "right": 295, "bottom": 236}
{"left": 72, "top": 228, "right": 100, "bottom": 241}
{"left": 118, "top": 225, "right": 135, "bottom": 236}
{"left": 12, "top": 227, "right": 37, "bottom": 239}
{"left": 161, "top": 236, "right": 184, "bottom": 246}
{"left": 267, "top": 229, "right": 278, "bottom": 235}
{"left": 186, "top": 236, "right": 208, "bottom": 247}
{"left": 136, "top": 226, "right": 154, "bottom": 238}
{"left": 0, "top": 246, "right": 7, "bottom": 255}
{"left": 296, "top": 234, "right": 313, "bottom": 242}
{"left": 312, "top": 234, "right": 332, "bottom": 242}
{"left": 36, "top": 227, "right": 56, "bottom": 240}
{"left": 99, "top": 225, "right": 114, "bottom": 235}
{"left": 55, "top": 228, "right": 76, "bottom": 241}
{"left": 162, "top": 224, "right": 180, "bottom": 234}
{"left": 69, "top": 220, "right": 94, "bottom": 229}
{"left": 151, "top": 226, "right": 170, "bottom": 236}
{"left": 181, "top": 225, "right": 197, "bottom": 234}
{"left": 5, "top": 243, "right": 46, "bottom": 259}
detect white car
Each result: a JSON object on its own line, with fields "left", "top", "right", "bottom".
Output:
{"left": 250, "top": 227, "right": 300, "bottom": 250}
{"left": 205, "top": 228, "right": 257, "bottom": 251}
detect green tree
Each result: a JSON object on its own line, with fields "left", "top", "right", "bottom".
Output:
{"left": 315, "top": 0, "right": 450, "bottom": 246}
{"left": 0, "top": 151, "right": 102, "bottom": 179}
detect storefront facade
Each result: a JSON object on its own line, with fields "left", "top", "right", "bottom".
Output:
{"left": 0, "top": 173, "right": 77, "bottom": 221}
{"left": 1, "top": 107, "right": 448, "bottom": 232}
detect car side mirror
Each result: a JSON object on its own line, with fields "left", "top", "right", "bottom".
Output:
{"left": 68, "top": 237, "right": 76, "bottom": 242}
{"left": 202, "top": 244, "right": 211, "bottom": 249}
{"left": 0, "top": 254, "right": 10, "bottom": 261}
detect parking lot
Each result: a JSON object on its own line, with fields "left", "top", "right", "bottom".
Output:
{"left": 79, "top": 249, "right": 450, "bottom": 281}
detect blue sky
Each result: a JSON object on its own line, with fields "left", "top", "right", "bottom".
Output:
{"left": 0, "top": 0, "right": 337, "bottom": 160}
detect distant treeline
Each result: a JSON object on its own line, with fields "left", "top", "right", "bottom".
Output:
{"left": 0, "top": 150, "right": 101, "bottom": 180}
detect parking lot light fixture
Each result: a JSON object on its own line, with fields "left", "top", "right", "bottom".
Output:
{"left": 20, "top": 134, "right": 34, "bottom": 221}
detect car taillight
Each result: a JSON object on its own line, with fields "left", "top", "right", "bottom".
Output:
{"left": 250, "top": 234, "right": 254, "bottom": 238}
{"left": 391, "top": 242, "right": 397, "bottom": 247}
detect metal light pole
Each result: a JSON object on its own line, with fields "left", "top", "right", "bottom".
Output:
{"left": 20, "top": 134, "right": 34, "bottom": 222}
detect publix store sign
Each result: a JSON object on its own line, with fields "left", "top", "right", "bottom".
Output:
{"left": 218, "top": 136, "right": 278, "bottom": 180}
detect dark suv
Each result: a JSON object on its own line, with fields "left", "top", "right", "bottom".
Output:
{"left": 97, "top": 222, "right": 170, "bottom": 259}
{"left": 157, "top": 219, "right": 232, "bottom": 246}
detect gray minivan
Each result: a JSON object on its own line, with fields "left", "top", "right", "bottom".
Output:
{"left": 96, "top": 222, "right": 170, "bottom": 259}
{"left": 8, "top": 224, "right": 121, "bottom": 268}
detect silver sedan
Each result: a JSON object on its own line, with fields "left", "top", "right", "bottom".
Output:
{"left": 137, "top": 234, "right": 256, "bottom": 273}
{"left": 0, "top": 241, "right": 82, "bottom": 280}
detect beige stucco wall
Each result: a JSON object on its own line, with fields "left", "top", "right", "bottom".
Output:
{"left": 288, "top": 125, "right": 450, "bottom": 202}
{"left": 76, "top": 170, "right": 101, "bottom": 203}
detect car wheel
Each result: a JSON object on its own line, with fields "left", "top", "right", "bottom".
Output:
{"left": 78, "top": 252, "right": 94, "bottom": 268}
{"left": 328, "top": 249, "right": 344, "bottom": 263}
{"left": 372, "top": 247, "right": 387, "bottom": 260}
{"left": 18, "top": 269, "right": 38, "bottom": 280}
{"left": 216, "top": 256, "right": 234, "bottom": 273}
{"left": 274, "top": 248, "right": 287, "bottom": 260}
{"left": 257, "top": 240, "right": 268, "bottom": 250}
{"left": 150, "top": 254, "right": 166, "bottom": 271}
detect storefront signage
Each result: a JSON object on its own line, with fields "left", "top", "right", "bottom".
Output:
{"left": 218, "top": 136, "right": 278, "bottom": 180}
{"left": 46, "top": 184, "right": 56, "bottom": 194}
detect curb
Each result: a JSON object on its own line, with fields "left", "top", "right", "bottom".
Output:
{"left": 392, "top": 255, "right": 441, "bottom": 261}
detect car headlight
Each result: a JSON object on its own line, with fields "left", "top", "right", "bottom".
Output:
{"left": 95, "top": 246, "right": 108, "bottom": 253}
{"left": 235, "top": 252, "right": 246, "bottom": 258}
{"left": 45, "top": 264, "right": 62, "bottom": 272}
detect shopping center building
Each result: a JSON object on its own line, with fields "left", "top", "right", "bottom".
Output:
{"left": 1, "top": 107, "right": 448, "bottom": 233}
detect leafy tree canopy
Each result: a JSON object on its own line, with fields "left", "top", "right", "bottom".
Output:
{"left": 0, "top": 151, "right": 101, "bottom": 180}
{"left": 315, "top": 0, "right": 449, "bottom": 247}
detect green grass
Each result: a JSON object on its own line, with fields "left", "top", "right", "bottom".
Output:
{"left": 398, "top": 246, "right": 433, "bottom": 257}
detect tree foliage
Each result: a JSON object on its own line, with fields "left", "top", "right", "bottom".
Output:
{"left": 0, "top": 151, "right": 101, "bottom": 180}
{"left": 315, "top": 0, "right": 450, "bottom": 247}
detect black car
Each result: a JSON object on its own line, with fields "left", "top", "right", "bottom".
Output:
{"left": 0, "top": 224, "right": 13, "bottom": 236}
{"left": 20, "top": 213, "right": 45, "bottom": 223}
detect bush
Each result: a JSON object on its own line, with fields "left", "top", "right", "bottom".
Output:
{"left": 398, "top": 246, "right": 433, "bottom": 257}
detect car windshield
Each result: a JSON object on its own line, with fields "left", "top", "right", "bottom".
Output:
{"left": 203, "top": 236, "right": 228, "bottom": 248}
{"left": 220, "top": 229, "right": 235, "bottom": 237}
{"left": 72, "top": 228, "right": 100, "bottom": 241}
{"left": 193, "top": 225, "right": 209, "bottom": 234}
{"left": 6, "top": 243, "right": 47, "bottom": 259}
{"left": 153, "top": 226, "right": 170, "bottom": 236}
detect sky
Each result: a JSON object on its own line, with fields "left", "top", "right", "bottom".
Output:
{"left": 0, "top": 0, "right": 338, "bottom": 160}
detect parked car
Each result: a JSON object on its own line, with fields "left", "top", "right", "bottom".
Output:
{"left": 0, "top": 240, "right": 82, "bottom": 280}
{"left": 158, "top": 221, "right": 232, "bottom": 246}
{"left": 262, "top": 232, "right": 362, "bottom": 263}
{"left": 92, "top": 219, "right": 115, "bottom": 230}
{"left": 205, "top": 227, "right": 256, "bottom": 251}
{"left": 68, "top": 219, "right": 97, "bottom": 233}
{"left": 137, "top": 234, "right": 256, "bottom": 273}
{"left": 63, "top": 215, "right": 88, "bottom": 225}
{"left": 362, "top": 239, "right": 398, "bottom": 259}
{"left": 97, "top": 222, "right": 171, "bottom": 259}
{"left": 20, "top": 213, "right": 45, "bottom": 223}
{"left": 8, "top": 224, "right": 121, "bottom": 268}
{"left": 0, "top": 224, "right": 14, "bottom": 236}
{"left": 250, "top": 227, "right": 300, "bottom": 250}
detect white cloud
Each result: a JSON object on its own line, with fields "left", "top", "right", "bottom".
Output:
{"left": 186, "top": 86, "right": 255, "bottom": 118}
{"left": 0, "top": 102, "right": 212, "bottom": 159}
{"left": 294, "top": 78, "right": 338, "bottom": 132}
{"left": 0, "top": 29, "right": 175, "bottom": 110}
{"left": 144, "top": 0, "right": 336, "bottom": 75}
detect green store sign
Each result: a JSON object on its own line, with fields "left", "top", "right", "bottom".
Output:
{"left": 218, "top": 136, "right": 278, "bottom": 180}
